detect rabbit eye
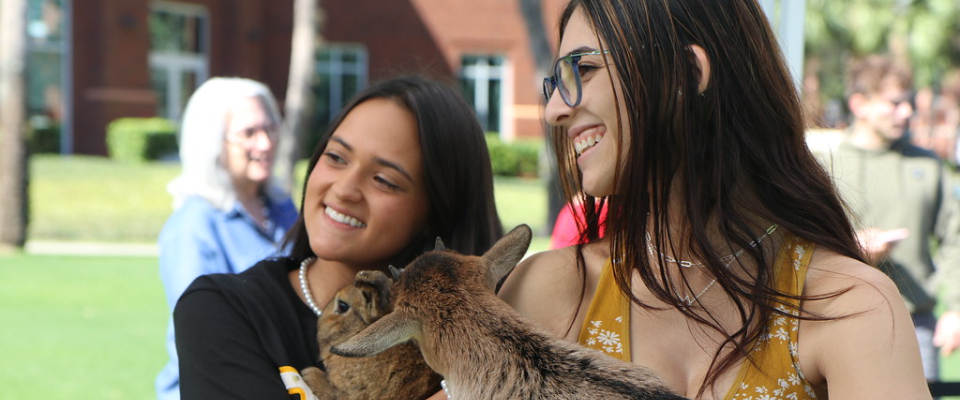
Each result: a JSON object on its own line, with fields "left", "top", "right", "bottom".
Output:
{"left": 336, "top": 299, "right": 350, "bottom": 314}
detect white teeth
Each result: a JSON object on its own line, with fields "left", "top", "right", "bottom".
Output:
{"left": 574, "top": 134, "right": 603, "bottom": 155}
{"left": 325, "top": 207, "right": 367, "bottom": 228}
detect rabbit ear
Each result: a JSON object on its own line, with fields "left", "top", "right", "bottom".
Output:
{"left": 434, "top": 236, "right": 446, "bottom": 251}
{"left": 388, "top": 265, "right": 401, "bottom": 281}
{"left": 482, "top": 225, "right": 532, "bottom": 290}
{"left": 331, "top": 310, "right": 419, "bottom": 358}
{"left": 354, "top": 270, "right": 393, "bottom": 320}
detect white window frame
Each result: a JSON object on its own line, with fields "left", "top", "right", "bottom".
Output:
{"left": 460, "top": 54, "right": 510, "bottom": 138}
{"left": 148, "top": 1, "right": 210, "bottom": 121}
{"left": 316, "top": 43, "right": 368, "bottom": 123}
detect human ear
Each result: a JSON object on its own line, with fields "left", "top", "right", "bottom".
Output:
{"left": 848, "top": 93, "right": 867, "bottom": 117}
{"left": 688, "top": 44, "right": 711, "bottom": 94}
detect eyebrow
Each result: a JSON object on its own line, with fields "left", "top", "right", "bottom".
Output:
{"left": 560, "top": 46, "right": 600, "bottom": 58}
{"left": 329, "top": 136, "right": 415, "bottom": 183}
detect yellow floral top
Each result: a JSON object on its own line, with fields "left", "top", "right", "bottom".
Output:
{"left": 578, "top": 234, "right": 818, "bottom": 400}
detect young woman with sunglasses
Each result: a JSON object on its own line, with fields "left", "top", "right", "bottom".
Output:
{"left": 500, "top": 1, "right": 930, "bottom": 399}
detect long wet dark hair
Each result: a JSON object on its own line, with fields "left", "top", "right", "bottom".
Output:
{"left": 552, "top": 0, "right": 863, "bottom": 395}
{"left": 284, "top": 75, "right": 503, "bottom": 265}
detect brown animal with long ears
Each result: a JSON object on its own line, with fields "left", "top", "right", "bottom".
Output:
{"left": 331, "top": 224, "right": 689, "bottom": 400}
{"left": 300, "top": 270, "right": 441, "bottom": 400}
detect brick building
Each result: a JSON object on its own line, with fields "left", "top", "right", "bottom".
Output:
{"left": 30, "top": 0, "right": 566, "bottom": 156}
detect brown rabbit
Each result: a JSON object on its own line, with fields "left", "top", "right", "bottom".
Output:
{"left": 300, "top": 270, "right": 441, "bottom": 400}
{"left": 331, "top": 225, "right": 688, "bottom": 400}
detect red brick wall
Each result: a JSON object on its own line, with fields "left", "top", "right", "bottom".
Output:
{"left": 321, "top": 0, "right": 566, "bottom": 140}
{"left": 321, "top": 0, "right": 452, "bottom": 81}
{"left": 72, "top": 0, "right": 154, "bottom": 155}
{"left": 72, "top": 0, "right": 572, "bottom": 154}
{"left": 71, "top": 0, "right": 293, "bottom": 156}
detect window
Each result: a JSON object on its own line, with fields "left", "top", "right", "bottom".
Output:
{"left": 26, "top": 0, "right": 70, "bottom": 153}
{"left": 313, "top": 44, "right": 368, "bottom": 128}
{"left": 148, "top": 1, "right": 209, "bottom": 121}
{"left": 459, "top": 55, "right": 505, "bottom": 134}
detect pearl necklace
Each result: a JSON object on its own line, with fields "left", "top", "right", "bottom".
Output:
{"left": 298, "top": 257, "right": 323, "bottom": 316}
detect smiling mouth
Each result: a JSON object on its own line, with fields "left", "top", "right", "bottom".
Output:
{"left": 574, "top": 130, "right": 604, "bottom": 156}
{"left": 325, "top": 206, "right": 367, "bottom": 228}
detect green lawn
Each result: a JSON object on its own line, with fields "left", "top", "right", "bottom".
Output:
{"left": 0, "top": 254, "right": 167, "bottom": 400}
{"left": 29, "top": 155, "right": 180, "bottom": 242}
{"left": 28, "top": 155, "right": 553, "bottom": 251}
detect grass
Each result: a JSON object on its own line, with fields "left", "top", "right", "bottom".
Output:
{"left": 29, "top": 155, "right": 179, "bottom": 242}
{"left": 0, "top": 254, "right": 167, "bottom": 400}
{"left": 28, "top": 155, "right": 553, "bottom": 252}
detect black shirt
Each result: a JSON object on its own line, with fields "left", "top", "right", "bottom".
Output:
{"left": 175, "top": 257, "right": 321, "bottom": 399}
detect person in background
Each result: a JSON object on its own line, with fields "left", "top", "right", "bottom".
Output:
{"left": 156, "top": 77, "right": 299, "bottom": 400}
{"left": 816, "top": 55, "right": 960, "bottom": 382}
{"left": 911, "top": 69, "right": 960, "bottom": 167}
{"left": 549, "top": 199, "right": 606, "bottom": 249}
{"left": 174, "top": 75, "right": 502, "bottom": 399}
{"left": 500, "top": 1, "right": 931, "bottom": 398}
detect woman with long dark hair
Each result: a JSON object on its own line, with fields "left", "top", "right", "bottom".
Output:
{"left": 501, "top": 1, "right": 930, "bottom": 398}
{"left": 174, "top": 75, "right": 502, "bottom": 399}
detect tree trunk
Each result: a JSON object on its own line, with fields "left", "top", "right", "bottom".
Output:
{"left": 0, "top": 0, "right": 29, "bottom": 249}
{"left": 518, "top": 0, "right": 563, "bottom": 236}
{"left": 276, "top": 0, "right": 320, "bottom": 191}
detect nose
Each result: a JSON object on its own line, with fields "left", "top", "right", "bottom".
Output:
{"left": 543, "top": 86, "right": 573, "bottom": 128}
{"left": 331, "top": 167, "right": 363, "bottom": 203}
{"left": 251, "top": 128, "right": 275, "bottom": 151}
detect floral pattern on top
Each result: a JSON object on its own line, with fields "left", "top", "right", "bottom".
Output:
{"left": 726, "top": 236, "right": 817, "bottom": 400}
{"left": 577, "top": 235, "right": 818, "bottom": 400}
{"left": 584, "top": 319, "right": 625, "bottom": 355}
{"left": 578, "top": 260, "right": 631, "bottom": 362}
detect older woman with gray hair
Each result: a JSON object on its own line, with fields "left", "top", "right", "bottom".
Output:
{"left": 156, "top": 77, "right": 298, "bottom": 400}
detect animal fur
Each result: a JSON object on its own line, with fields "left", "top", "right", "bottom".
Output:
{"left": 331, "top": 225, "right": 689, "bottom": 400}
{"left": 300, "top": 270, "right": 441, "bottom": 400}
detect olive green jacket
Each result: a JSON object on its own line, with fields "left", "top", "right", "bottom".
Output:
{"left": 815, "top": 137, "right": 960, "bottom": 314}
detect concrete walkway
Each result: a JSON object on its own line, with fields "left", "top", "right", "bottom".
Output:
{"left": 24, "top": 241, "right": 158, "bottom": 257}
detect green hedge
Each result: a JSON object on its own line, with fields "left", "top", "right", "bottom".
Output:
{"left": 27, "top": 116, "right": 60, "bottom": 154}
{"left": 106, "top": 118, "right": 178, "bottom": 162}
{"left": 485, "top": 134, "right": 541, "bottom": 178}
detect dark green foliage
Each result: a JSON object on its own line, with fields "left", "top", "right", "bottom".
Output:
{"left": 485, "top": 134, "right": 541, "bottom": 178}
{"left": 106, "top": 118, "right": 179, "bottom": 163}
{"left": 26, "top": 120, "right": 60, "bottom": 154}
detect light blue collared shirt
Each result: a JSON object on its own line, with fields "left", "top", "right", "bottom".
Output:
{"left": 155, "top": 195, "right": 298, "bottom": 400}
